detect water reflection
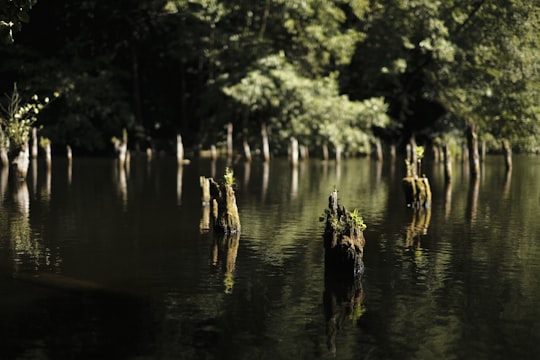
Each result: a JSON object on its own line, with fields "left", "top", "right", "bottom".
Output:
{"left": 177, "top": 164, "right": 183, "bottom": 206}
{"left": 115, "top": 160, "right": 128, "bottom": 210}
{"left": 467, "top": 177, "right": 480, "bottom": 224}
{"left": 404, "top": 208, "right": 431, "bottom": 250}
{"left": 262, "top": 161, "right": 269, "bottom": 201}
{"left": 0, "top": 166, "right": 7, "bottom": 201}
{"left": 324, "top": 275, "right": 365, "bottom": 356}
{"left": 211, "top": 232, "right": 240, "bottom": 294}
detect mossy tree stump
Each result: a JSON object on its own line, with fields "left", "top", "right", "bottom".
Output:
{"left": 321, "top": 189, "right": 366, "bottom": 279}
{"left": 208, "top": 177, "right": 241, "bottom": 234}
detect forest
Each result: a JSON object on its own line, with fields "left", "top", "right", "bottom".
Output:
{"left": 0, "top": 0, "right": 538, "bottom": 168}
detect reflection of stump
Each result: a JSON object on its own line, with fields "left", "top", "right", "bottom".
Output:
{"left": 211, "top": 232, "right": 240, "bottom": 294}
{"left": 324, "top": 276, "right": 365, "bottom": 355}
{"left": 209, "top": 179, "right": 241, "bottom": 234}
{"left": 322, "top": 189, "right": 365, "bottom": 279}
{"left": 405, "top": 207, "right": 432, "bottom": 248}
{"left": 402, "top": 176, "right": 432, "bottom": 208}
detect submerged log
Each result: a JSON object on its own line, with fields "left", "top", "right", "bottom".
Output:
{"left": 322, "top": 189, "right": 366, "bottom": 279}
{"left": 402, "top": 176, "right": 432, "bottom": 208}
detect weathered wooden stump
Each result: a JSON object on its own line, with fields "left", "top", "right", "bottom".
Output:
{"left": 321, "top": 189, "right": 366, "bottom": 279}
{"left": 402, "top": 176, "right": 432, "bottom": 208}
{"left": 208, "top": 177, "right": 241, "bottom": 234}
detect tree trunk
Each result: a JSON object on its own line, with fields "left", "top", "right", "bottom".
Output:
{"left": 177, "top": 134, "right": 184, "bottom": 164}
{"left": 261, "top": 122, "right": 270, "bottom": 162}
{"left": 443, "top": 141, "right": 452, "bottom": 183}
{"left": 502, "top": 139, "right": 512, "bottom": 172}
{"left": 322, "top": 143, "right": 329, "bottom": 161}
{"left": 12, "top": 143, "right": 30, "bottom": 180}
{"left": 211, "top": 144, "right": 217, "bottom": 161}
{"left": 44, "top": 141, "right": 51, "bottom": 167}
{"left": 466, "top": 123, "right": 480, "bottom": 179}
{"left": 290, "top": 137, "right": 299, "bottom": 166}
{"left": 390, "top": 143, "right": 396, "bottom": 162}
{"left": 242, "top": 137, "right": 252, "bottom": 162}
{"left": 335, "top": 144, "right": 342, "bottom": 163}
{"left": 209, "top": 178, "right": 241, "bottom": 234}
{"left": 227, "top": 122, "right": 234, "bottom": 160}
{"left": 323, "top": 189, "right": 365, "bottom": 279}
{"left": 31, "top": 127, "right": 38, "bottom": 159}
{"left": 374, "top": 137, "right": 383, "bottom": 162}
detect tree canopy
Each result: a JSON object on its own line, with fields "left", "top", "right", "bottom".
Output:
{"left": 0, "top": 0, "right": 538, "bottom": 157}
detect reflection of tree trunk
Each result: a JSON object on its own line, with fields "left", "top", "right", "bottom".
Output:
{"left": 466, "top": 177, "right": 479, "bottom": 224}
{"left": 200, "top": 205, "right": 211, "bottom": 233}
{"left": 501, "top": 139, "right": 512, "bottom": 172}
{"left": 177, "top": 165, "right": 183, "bottom": 206}
{"left": 432, "top": 144, "right": 440, "bottom": 163}
{"left": 291, "top": 165, "right": 298, "bottom": 199}
{"left": 466, "top": 123, "right": 480, "bottom": 179}
{"left": 481, "top": 140, "right": 486, "bottom": 163}
{"left": 503, "top": 167, "right": 511, "bottom": 200}
{"left": 261, "top": 122, "right": 270, "bottom": 162}
{"left": 0, "top": 166, "right": 7, "bottom": 202}
{"left": 243, "top": 161, "right": 251, "bottom": 187}
{"left": 324, "top": 276, "right": 365, "bottom": 356}
{"left": 405, "top": 208, "right": 431, "bottom": 248}
{"left": 443, "top": 141, "right": 452, "bottom": 183}
{"left": 262, "top": 161, "right": 269, "bottom": 201}
{"left": 444, "top": 181, "right": 452, "bottom": 220}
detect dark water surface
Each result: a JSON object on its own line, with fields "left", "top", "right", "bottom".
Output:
{"left": 1, "top": 155, "right": 540, "bottom": 359}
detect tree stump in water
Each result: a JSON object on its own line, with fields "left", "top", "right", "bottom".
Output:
{"left": 322, "top": 189, "right": 366, "bottom": 279}
{"left": 209, "top": 178, "right": 241, "bottom": 234}
{"left": 402, "top": 176, "right": 432, "bottom": 208}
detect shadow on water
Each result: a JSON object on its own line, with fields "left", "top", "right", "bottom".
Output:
{"left": 1, "top": 270, "right": 154, "bottom": 359}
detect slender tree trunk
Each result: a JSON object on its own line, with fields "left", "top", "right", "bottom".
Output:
{"left": 12, "top": 143, "right": 30, "bottom": 180}
{"left": 242, "top": 137, "right": 252, "bottom": 162}
{"left": 443, "top": 141, "right": 452, "bottom": 183}
{"left": 374, "top": 137, "right": 383, "bottom": 162}
{"left": 481, "top": 140, "right": 486, "bottom": 163}
{"left": 44, "top": 141, "right": 51, "bottom": 167}
{"left": 322, "top": 143, "right": 329, "bottom": 161}
{"left": 227, "top": 122, "right": 233, "bottom": 160}
{"left": 290, "top": 137, "right": 299, "bottom": 166}
{"left": 466, "top": 123, "right": 480, "bottom": 179}
{"left": 335, "top": 144, "right": 343, "bottom": 163}
{"left": 177, "top": 134, "right": 184, "bottom": 164}
{"left": 390, "top": 143, "right": 396, "bottom": 162}
{"left": 261, "top": 122, "right": 270, "bottom": 162}
{"left": 31, "top": 127, "right": 38, "bottom": 159}
{"left": 501, "top": 139, "right": 512, "bottom": 172}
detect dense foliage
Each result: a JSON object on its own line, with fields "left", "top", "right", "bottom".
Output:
{"left": 0, "top": 0, "right": 538, "bottom": 157}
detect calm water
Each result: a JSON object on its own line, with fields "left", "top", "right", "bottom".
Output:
{"left": 1, "top": 155, "right": 540, "bottom": 359}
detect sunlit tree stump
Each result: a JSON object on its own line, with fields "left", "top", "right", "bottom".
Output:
{"left": 209, "top": 178, "right": 241, "bottom": 234}
{"left": 402, "top": 176, "right": 432, "bottom": 208}
{"left": 12, "top": 143, "right": 30, "bottom": 180}
{"left": 200, "top": 176, "right": 211, "bottom": 205}
{"left": 322, "top": 189, "right": 366, "bottom": 279}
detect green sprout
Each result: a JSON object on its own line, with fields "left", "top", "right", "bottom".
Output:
{"left": 416, "top": 145, "right": 425, "bottom": 160}
{"left": 224, "top": 167, "right": 235, "bottom": 186}
{"left": 349, "top": 208, "right": 367, "bottom": 231}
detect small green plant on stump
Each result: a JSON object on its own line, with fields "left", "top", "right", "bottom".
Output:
{"left": 321, "top": 189, "right": 366, "bottom": 279}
